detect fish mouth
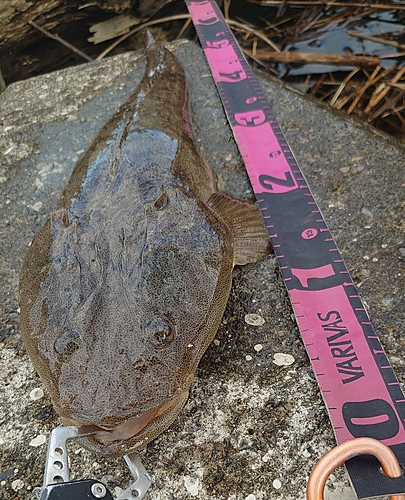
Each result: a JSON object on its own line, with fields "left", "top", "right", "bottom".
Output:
{"left": 77, "top": 405, "right": 161, "bottom": 443}
{"left": 65, "top": 390, "right": 189, "bottom": 454}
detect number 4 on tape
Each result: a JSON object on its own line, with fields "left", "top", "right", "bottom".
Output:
{"left": 185, "top": 0, "right": 405, "bottom": 497}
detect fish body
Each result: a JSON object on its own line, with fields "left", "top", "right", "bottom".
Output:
{"left": 19, "top": 36, "right": 269, "bottom": 457}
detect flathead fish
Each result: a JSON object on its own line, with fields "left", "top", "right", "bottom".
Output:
{"left": 19, "top": 34, "right": 270, "bottom": 457}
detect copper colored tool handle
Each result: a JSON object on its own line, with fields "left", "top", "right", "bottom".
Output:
{"left": 307, "top": 437, "right": 405, "bottom": 500}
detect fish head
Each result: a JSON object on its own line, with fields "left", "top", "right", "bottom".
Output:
{"left": 20, "top": 188, "right": 234, "bottom": 456}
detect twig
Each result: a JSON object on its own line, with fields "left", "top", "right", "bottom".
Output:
{"left": 227, "top": 19, "right": 281, "bottom": 52}
{"left": 382, "top": 104, "right": 405, "bottom": 119}
{"left": 301, "top": 73, "right": 311, "bottom": 93}
{"left": 329, "top": 68, "right": 359, "bottom": 107}
{"left": 252, "top": 38, "right": 258, "bottom": 56}
{"left": 320, "top": 86, "right": 338, "bottom": 101}
{"left": 245, "top": 50, "right": 379, "bottom": 67}
{"left": 387, "top": 82, "right": 405, "bottom": 91}
{"left": 348, "top": 31, "right": 405, "bottom": 51}
{"left": 369, "top": 90, "right": 404, "bottom": 122}
{"left": 297, "top": 6, "right": 324, "bottom": 36}
{"left": 381, "top": 52, "right": 405, "bottom": 59}
{"left": 346, "top": 65, "right": 381, "bottom": 114}
{"left": 239, "top": 47, "right": 278, "bottom": 74}
{"left": 224, "top": 0, "right": 232, "bottom": 20}
{"left": 29, "top": 20, "right": 93, "bottom": 62}
{"left": 347, "top": 66, "right": 383, "bottom": 115}
{"left": 276, "top": 0, "right": 287, "bottom": 17}
{"left": 365, "top": 64, "right": 405, "bottom": 113}
{"left": 96, "top": 14, "right": 191, "bottom": 60}
{"left": 176, "top": 18, "right": 192, "bottom": 39}
{"left": 260, "top": 13, "right": 298, "bottom": 33}
{"left": 310, "top": 74, "right": 325, "bottom": 96}
{"left": 332, "top": 66, "right": 395, "bottom": 111}
{"left": 248, "top": 0, "right": 405, "bottom": 10}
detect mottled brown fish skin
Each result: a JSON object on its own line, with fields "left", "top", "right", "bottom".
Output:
{"left": 19, "top": 38, "right": 269, "bottom": 457}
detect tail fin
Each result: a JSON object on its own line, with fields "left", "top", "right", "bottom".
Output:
{"left": 145, "top": 29, "right": 156, "bottom": 48}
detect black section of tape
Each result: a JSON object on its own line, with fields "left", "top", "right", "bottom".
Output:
{"left": 347, "top": 445, "right": 405, "bottom": 498}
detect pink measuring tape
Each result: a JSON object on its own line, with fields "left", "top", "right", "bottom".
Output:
{"left": 185, "top": 1, "right": 405, "bottom": 497}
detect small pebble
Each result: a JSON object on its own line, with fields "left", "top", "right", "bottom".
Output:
{"left": 339, "top": 166, "right": 350, "bottom": 174}
{"left": 254, "top": 344, "right": 263, "bottom": 352}
{"left": 12, "top": 479, "right": 24, "bottom": 491}
{"left": 114, "top": 487, "right": 123, "bottom": 497}
{"left": 246, "top": 355, "right": 253, "bottom": 361}
{"left": 31, "top": 201, "right": 43, "bottom": 212}
{"left": 273, "top": 353, "right": 295, "bottom": 366}
{"left": 30, "top": 388, "right": 44, "bottom": 401}
{"left": 183, "top": 475, "right": 200, "bottom": 497}
{"left": 359, "top": 268, "right": 370, "bottom": 278}
{"left": 245, "top": 495, "right": 256, "bottom": 500}
{"left": 382, "top": 297, "right": 394, "bottom": 307}
{"left": 244, "top": 313, "right": 265, "bottom": 326}
{"left": 273, "top": 479, "right": 282, "bottom": 490}
{"left": 29, "top": 434, "right": 46, "bottom": 447}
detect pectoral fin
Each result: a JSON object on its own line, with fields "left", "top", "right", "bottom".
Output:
{"left": 207, "top": 192, "right": 271, "bottom": 266}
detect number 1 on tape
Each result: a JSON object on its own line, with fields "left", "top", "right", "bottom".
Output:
{"left": 185, "top": 0, "right": 405, "bottom": 497}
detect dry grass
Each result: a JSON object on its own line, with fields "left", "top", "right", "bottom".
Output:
{"left": 231, "top": 0, "right": 405, "bottom": 140}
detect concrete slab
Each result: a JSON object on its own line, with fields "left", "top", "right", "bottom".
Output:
{"left": 1, "top": 39, "right": 404, "bottom": 500}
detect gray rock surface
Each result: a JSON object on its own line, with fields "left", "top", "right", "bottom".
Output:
{"left": 1, "top": 39, "right": 404, "bottom": 500}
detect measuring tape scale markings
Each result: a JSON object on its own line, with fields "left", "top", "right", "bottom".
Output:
{"left": 185, "top": 1, "right": 405, "bottom": 497}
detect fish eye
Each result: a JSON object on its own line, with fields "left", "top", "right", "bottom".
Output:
{"left": 142, "top": 316, "right": 174, "bottom": 349}
{"left": 54, "top": 330, "right": 81, "bottom": 359}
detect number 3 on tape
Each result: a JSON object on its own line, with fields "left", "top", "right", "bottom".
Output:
{"left": 185, "top": 0, "right": 405, "bottom": 497}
